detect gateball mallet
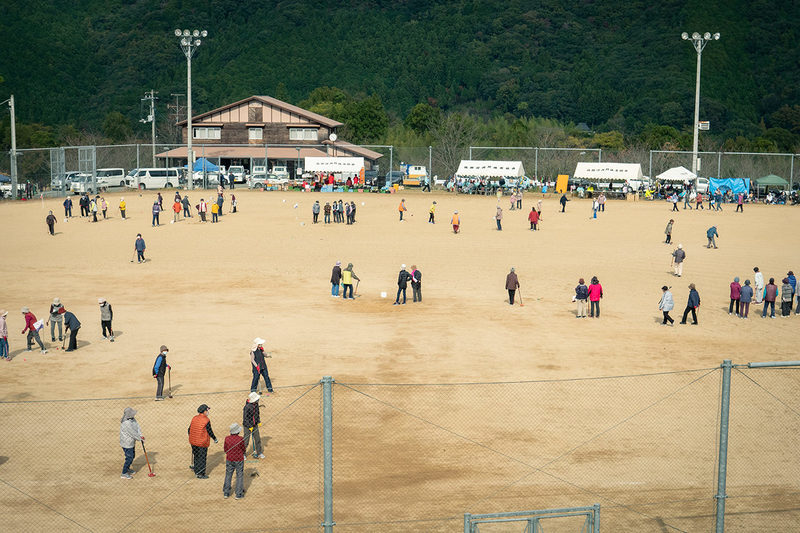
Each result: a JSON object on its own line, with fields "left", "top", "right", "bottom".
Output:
{"left": 168, "top": 366, "right": 173, "bottom": 398}
{"left": 141, "top": 441, "right": 156, "bottom": 477}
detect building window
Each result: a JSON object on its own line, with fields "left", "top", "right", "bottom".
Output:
{"left": 248, "top": 128, "right": 263, "bottom": 140}
{"left": 289, "top": 128, "right": 318, "bottom": 141}
{"left": 193, "top": 127, "right": 221, "bottom": 140}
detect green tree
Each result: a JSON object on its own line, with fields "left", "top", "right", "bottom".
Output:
{"left": 344, "top": 94, "right": 388, "bottom": 143}
{"left": 102, "top": 112, "right": 132, "bottom": 143}
{"left": 404, "top": 103, "right": 441, "bottom": 135}
{"left": 592, "top": 131, "right": 624, "bottom": 150}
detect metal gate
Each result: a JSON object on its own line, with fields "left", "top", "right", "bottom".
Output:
{"left": 50, "top": 147, "right": 66, "bottom": 195}
{"left": 78, "top": 146, "right": 97, "bottom": 193}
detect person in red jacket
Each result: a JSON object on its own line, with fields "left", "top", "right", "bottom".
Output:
{"left": 528, "top": 207, "right": 540, "bottom": 230}
{"left": 188, "top": 404, "right": 217, "bottom": 479}
{"left": 587, "top": 276, "right": 604, "bottom": 318}
{"left": 172, "top": 200, "right": 181, "bottom": 223}
{"left": 21, "top": 307, "right": 46, "bottom": 353}
{"left": 223, "top": 423, "right": 246, "bottom": 499}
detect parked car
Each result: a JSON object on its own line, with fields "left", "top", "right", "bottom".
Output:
{"left": 248, "top": 172, "right": 287, "bottom": 189}
{"left": 364, "top": 170, "right": 380, "bottom": 186}
{"left": 694, "top": 177, "right": 710, "bottom": 194}
{"left": 125, "top": 168, "right": 181, "bottom": 189}
{"left": 96, "top": 168, "right": 126, "bottom": 187}
{"left": 228, "top": 165, "right": 247, "bottom": 184}
{"left": 271, "top": 165, "right": 289, "bottom": 178}
{"left": 384, "top": 171, "right": 405, "bottom": 186}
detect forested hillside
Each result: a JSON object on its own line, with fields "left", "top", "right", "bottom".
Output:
{"left": 1, "top": 0, "right": 799, "bottom": 150}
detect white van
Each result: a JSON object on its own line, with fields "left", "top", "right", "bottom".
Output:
{"left": 125, "top": 168, "right": 181, "bottom": 190}
{"left": 694, "top": 177, "right": 709, "bottom": 194}
{"left": 97, "top": 168, "right": 126, "bottom": 187}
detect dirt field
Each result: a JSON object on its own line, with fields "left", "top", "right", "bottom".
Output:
{"left": 0, "top": 189, "right": 798, "bottom": 532}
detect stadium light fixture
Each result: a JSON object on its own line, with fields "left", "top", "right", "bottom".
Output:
{"left": 174, "top": 28, "right": 208, "bottom": 190}
{"left": 682, "top": 31, "right": 720, "bottom": 177}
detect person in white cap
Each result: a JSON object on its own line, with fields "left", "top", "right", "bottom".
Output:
{"left": 394, "top": 265, "right": 411, "bottom": 305}
{"left": 21, "top": 307, "right": 46, "bottom": 353}
{"left": 47, "top": 297, "right": 64, "bottom": 343}
{"left": 119, "top": 407, "right": 144, "bottom": 479}
{"left": 99, "top": 298, "right": 114, "bottom": 341}
{"left": 250, "top": 338, "right": 273, "bottom": 394}
{"left": 223, "top": 423, "right": 246, "bottom": 499}
{"left": 671, "top": 244, "right": 686, "bottom": 277}
{"left": 242, "top": 392, "right": 264, "bottom": 459}
{"left": 0, "top": 310, "right": 9, "bottom": 360}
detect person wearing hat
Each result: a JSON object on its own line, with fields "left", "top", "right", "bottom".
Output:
{"left": 588, "top": 276, "right": 603, "bottom": 318}
{"left": 398, "top": 198, "right": 407, "bottom": 221}
{"left": 739, "top": 279, "right": 753, "bottom": 319}
{"left": 60, "top": 307, "right": 81, "bottom": 351}
{"left": 99, "top": 298, "right": 114, "bottom": 341}
{"left": 312, "top": 200, "right": 320, "bottom": 224}
{"left": 451, "top": 211, "right": 460, "bottom": 234}
{"left": 323, "top": 202, "right": 332, "bottom": 224}
{"left": 0, "top": 310, "right": 9, "bottom": 360}
{"left": 134, "top": 233, "right": 146, "bottom": 263}
{"left": 671, "top": 244, "right": 685, "bottom": 277}
{"left": 330, "top": 261, "right": 342, "bottom": 297}
{"left": 47, "top": 298, "right": 64, "bottom": 343}
{"left": 780, "top": 278, "right": 793, "bottom": 317}
{"left": 505, "top": 268, "right": 520, "bottom": 305}
{"left": 181, "top": 194, "right": 191, "bottom": 218}
{"left": 45, "top": 210, "right": 57, "bottom": 235}
{"left": 680, "top": 283, "right": 701, "bottom": 325}
{"left": 664, "top": 219, "right": 674, "bottom": 244}
{"left": 21, "top": 307, "right": 46, "bottom": 353}
{"left": 729, "top": 277, "right": 742, "bottom": 316}
{"left": 706, "top": 225, "right": 719, "bottom": 249}
{"left": 341, "top": 263, "right": 360, "bottom": 299}
{"left": 495, "top": 205, "right": 503, "bottom": 231}
{"left": 243, "top": 392, "right": 264, "bottom": 459}
{"left": 189, "top": 404, "right": 217, "bottom": 478}
{"left": 762, "top": 277, "right": 778, "bottom": 318}
{"left": 658, "top": 286, "right": 674, "bottom": 325}
{"left": 119, "top": 198, "right": 126, "bottom": 219}
{"left": 152, "top": 345, "right": 170, "bottom": 400}
{"left": 394, "top": 265, "right": 412, "bottom": 305}
{"left": 63, "top": 196, "right": 73, "bottom": 218}
{"left": 119, "top": 407, "right": 144, "bottom": 479}
{"left": 410, "top": 265, "right": 423, "bottom": 303}
{"left": 223, "top": 423, "right": 246, "bottom": 499}
{"left": 151, "top": 198, "right": 161, "bottom": 227}
{"left": 753, "top": 267, "right": 765, "bottom": 304}
{"left": 250, "top": 338, "right": 274, "bottom": 394}
{"left": 429, "top": 201, "right": 436, "bottom": 224}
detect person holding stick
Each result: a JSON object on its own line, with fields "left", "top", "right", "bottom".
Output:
{"left": 671, "top": 244, "right": 685, "bottom": 277}
{"left": 242, "top": 392, "right": 264, "bottom": 459}
{"left": 119, "top": 407, "right": 144, "bottom": 479}
{"left": 152, "top": 345, "right": 169, "bottom": 400}
{"left": 341, "top": 263, "right": 360, "bottom": 300}
{"left": 250, "top": 338, "right": 274, "bottom": 395}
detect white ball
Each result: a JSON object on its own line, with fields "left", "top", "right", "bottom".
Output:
{"left": 300, "top": 222, "right": 305, "bottom": 226}
{"left": 282, "top": 199, "right": 286, "bottom": 203}
{"left": 380, "top": 291, "right": 387, "bottom": 298}
{"left": 63, "top": 218, "right": 68, "bottom": 222}
{"left": 170, "top": 220, "right": 174, "bottom": 224}
{"left": 293, "top": 203, "right": 298, "bottom": 209}
{"left": 361, "top": 202, "right": 365, "bottom": 206}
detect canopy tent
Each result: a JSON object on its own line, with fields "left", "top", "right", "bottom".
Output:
{"left": 455, "top": 160, "right": 525, "bottom": 178}
{"left": 709, "top": 178, "right": 750, "bottom": 195}
{"left": 755, "top": 174, "right": 788, "bottom": 189}
{"left": 304, "top": 156, "right": 364, "bottom": 174}
{"left": 655, "top": 166, "right": 696, "bottom": 183}
{"left": 184, "top": 158, "right": 219, "bottom": 172}
{"left": 574, "top": 162, "right": 644, "bottom": 182}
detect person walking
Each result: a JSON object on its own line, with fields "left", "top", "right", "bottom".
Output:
{"left": 588, "top": 276, "right": 603, "bottom": 318}
{"left": 90, "top": 196, "right": 99, "bottom": 222}
{"left": 323, "top": 202, "right": 331, "bottom": 224}
{"left": 242, "top": 392, "right": 264, "bottom": 459}
{"left": 172, "top": 199, "right": 181, "bottom": 223}
{"left": 517, "top": 188, "right": 523, "bottom": 210}
{"left": 119, "top": 407, "right": 144, "bottom": 479}
{"left": 495, "top": 205, "right": 503, "bottom": 230}
{"left": 428, "top": 201, "right": 436, "bottom": 224}
{"left": 680, "top": 283, "right": 700, "bottom": 324}
{"left": 0, "top": 310, "right": 9, "bottom": 361}
{"left": 63, "top": 196, "right": 73, "bottom": 218}
{"left": 671, "top": 244, "right": 685, "bottom": 277}
{"left": 21, "top": 307, "right": 46, "bottom": 353}
{"left": 46, "top": 210, "right": 57, "bottom": 235}
{"left": 60, "top": 307, "right": 80, "bottom": 351}
{"left": 659, "top": 285, "right": 675, "bottom": 325}
{"left": 189, "top": 404, "right": 217, "bottom": 479}
{"left": 134, "top": 233, "right": 146, "bottom": 263}
{"left": 250, "top": 338, "right": 274, "bottom": 394}
{"left": 740, "top": 279, "right": 753, "bottom": 318}
{"left": 706, "top": 226, "right": 719, "bottom": 249}
{"left": 753, "top": 267, "right": 765, "bottom": 304}
{"left": 151, "top": 200, "right": 161, "bottom": 227}
{"left": 422, "top": 174, "right": 431, "bottom": 192}
{"left": 598, "top": 193, "right": 606, "bottom": 212}
{"left": 505, "top": 267, "right": 520, "bottom": 305}
{"left": 330, "top": 261, "right": 342, "bottom": 297}
{"left": 119, "top": 198, "right": 127, "bottom": 219}
{"left": 341, "top": 263, "right": 360, "bottom": 299}
{"left": 574, "top": 278, "right": 589, "bottom": 318}
{"left": 98, "top": 298, "right": 114, "bottom": 341}
{"left": 762, "top": 277, "right": 778, "bottom": 318}
{"left": 182, "top": 195, "right": 191, "bottom": 218}
{"left": 398, "top": 198, "right": 407, "bottom": 221}
{"left": 394, "top": 265, "right": 412, "bottom": 305}
{"left": 101, "top": 197, "right": 108, "bottom": 219}
{"left": 780, "top": 278, "right": 793, "bottom": 317}
{"left": 79, "top": 193, "right": 89, "bottom": 217}
{"left": 736, "top": 193, "right": 744, "bottom": 212}
{"left": 695, "top": 192, "right": 704, "bottom": 210}
{"left": 157, "top": 192, "right": 163, "bottom": 212}
{"left": 198, "top": 199, "right": 207, "bottom": 222}
{"left": 528, "top": 207, "right": 539, "bottom": 230}
{"left": 152, "top": 345, "right": 169, "bottom": 400}
{"left": 664, "top": 219, "right": 674, "bottom": 244}
{"left": 410, "top": 265, "right": 422, "bottom": 302}
{"left": 451, "top": 211, "right": 460, "bottom": 234}
{"left": 729, "top": 277, "right": 742, "bottom": 316}
{"left": 683, "top": 188, "right": 693, "bottom": 210}
{"left": 559, "top": 193, "right": 569, "bottom": 212}
{"left": 223, "top": 423, "right": 246, "bottom": 499}
{"left": 671, "top": 193, "right": 679, "bottom": 211}
{"left": 46, "top": 298, "right": 64, "bottom": 343}
{"left": 312, "top": 201, "right": 320, "bottom": 223}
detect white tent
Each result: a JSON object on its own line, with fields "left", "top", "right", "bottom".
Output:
{"left": 574, "top": 162, "right": 643, "bottom": 182}
{"left": 304, "top": 156, "right": 364, "bottom": 173}
{"left": 456, "top": 160, "right": 525, "bottom": 178}
{"left": 655, "top": 166, "right": 696, "bottom": 183}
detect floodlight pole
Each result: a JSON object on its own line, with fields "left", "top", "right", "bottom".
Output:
{"left": 682, "top": 31, "right": 720, "bottom": 178}
{"left": 9, "top": 95, "right": 17, "bottom": 199}
{"left": 175, "top": 29, "right": 208, "bottom": 189}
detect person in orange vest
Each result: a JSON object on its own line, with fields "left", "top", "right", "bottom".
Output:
{"left": 188, "top": 404, "right": 217, "bottom": 479}
{"left": 398, "top": 198, "right": 407, "bottom": 221}
{"left": 451, "top": 211, "right": 460, "bottom": 233}
{"left": 172, "top": 200, "right": 181, "bottom": 223}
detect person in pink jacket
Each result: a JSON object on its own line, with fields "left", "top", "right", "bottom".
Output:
{"left": 587, "top": 276, "right": 604, "bottom": 318}
{"left": 729, "top": 277, "right": 741, "bottom": 316}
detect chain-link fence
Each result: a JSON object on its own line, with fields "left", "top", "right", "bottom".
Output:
{"left": 1, "top": 363, "right": 796, "bottom": 532}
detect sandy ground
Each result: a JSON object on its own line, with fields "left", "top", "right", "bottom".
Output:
{"left": 0, "top": 189, "right": 798, "bottom": 532}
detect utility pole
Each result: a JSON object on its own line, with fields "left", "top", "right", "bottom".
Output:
{"left": 141, "top": 90, "right": 158, "bottom": 167}
{"left": 169, "top": 93, "right": 185, "bottom": 124}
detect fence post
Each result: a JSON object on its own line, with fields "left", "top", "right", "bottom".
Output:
{"left": 717, "top": 151, "right": 721, "bottom": 178}
{"left": 321, "top": 376, "right": 335, "bottom": 533}
{"left": 534, "top": 147, "right": 538, "bottom": 180}
{"left": 649, "top": 151, "right": 653, "bottom": 179}
{"left": 429, "top": 145, "right": 432, "bottom": 183}
{"left": 463, "top": 512, "right": 471, "bottom": 533}
{"left": 715, "top": 360, "right": 732, "bottom": 533}
{"left": 598, "top": 148, "right": 602, "bottom": 163}
{"left": 136, "top": 144, "right": 140, "bottom": 170}
{"left": 592, "top": 503, "right": 600, "bottom": 533}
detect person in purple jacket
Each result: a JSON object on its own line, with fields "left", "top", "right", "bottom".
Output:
{"left": 739, "top": 280, "right": 753, "bottom": 319}
{"left": 729, "top": 277, "right": 741, "bottom": 316}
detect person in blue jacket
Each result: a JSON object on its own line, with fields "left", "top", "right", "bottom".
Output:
{"left": 680, "top": 283, "right": 700, "bottom": 325}
{"left": 60, "top": 307, "right": 81, "bottom": 351}
{"left": 152, "top": 345, "right": 170, "bottom": 401}
{"left": 134, "top": 234, "right": 146, "bottom": 263}
{"left": 706, "top": 226, "right": 719, "bottom": 249}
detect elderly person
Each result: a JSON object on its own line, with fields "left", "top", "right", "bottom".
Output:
{"left": 780, "top": 278, "right": 793, "bottom": 317}
{"left": 21, "top": 307, "right": 46, "bottom": 353}
{"left": 250, "top": 338, "right": 274, "bottom": 394}
{"left": 659, "top": 285, "right": 674, "bottom": 325}
{"left": 47, "top": 298, "right": 64, "bottom": 342}
{"left": 680, "top": 283, "right": 701, "bottom": 325}
{"left": 739, "top": 280, "right": 754, "bottom": 319}
{"left": 505, "top": 268, "right": 520, "bottom": 305}
{"left": 729, "top": 277, "right": 742, "bottom": 316}
{"left": 0, "top": 310, "right": 9, "bottom": 360}
{"left": 189, "top": 404, "right": 217, "bottom": 479}
{"left": 753, "top": 267, "right": 765, "bottom": 304}
{"left": 119, "top": 407, "right": 144, "bottom": 479}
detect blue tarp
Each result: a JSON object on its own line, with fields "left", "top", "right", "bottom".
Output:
{"left": 184, "top": 158, "right": 219, "bottom": 172}
{"left": 709, "top": 178, "right": 750, "bottom": 195}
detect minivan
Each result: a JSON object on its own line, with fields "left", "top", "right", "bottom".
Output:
{"left": 125, "top": 168, "right": 181, "bottom": 190}
{"left": 97, "top": 168, "right": 126, "bottom": 187}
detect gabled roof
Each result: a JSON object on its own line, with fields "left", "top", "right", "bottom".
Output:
{"left": 323, "top": 139, "right": 383, "bottom": 161}
{"left": 177, "top": 95, "right": 344, "bottom": 128}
